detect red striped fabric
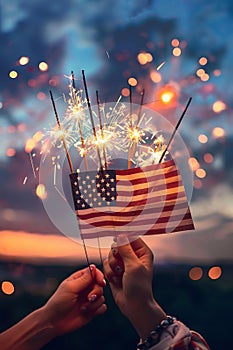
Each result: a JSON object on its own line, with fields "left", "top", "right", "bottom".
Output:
{"left": 75, "top": 159, "right": 194, "bottom": 239}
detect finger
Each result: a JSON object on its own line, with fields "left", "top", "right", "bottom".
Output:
{"left": 66, "top": 264, "right": 96, "bottom": 281}
{"left": 95, "top": 268, "right": 107, "bottom": 287}
{"left": 65, "top": 266, "right": 95, "bottom": 294}
{"left": 108, "top": 248, "right": 124, "bottom": 275}
{"left": 103, "top": 259, "right": 122, "bottom": 286}
{"left": 87, "top": 284, "right": 104, "bottom": 302}
{"left": 116, "top": 235, "right": 139, "bottom": 265}
{"left": 130, "top": 238, "right": 154, "bottom": 264}
{"left": 81, "top": 295, "right": 106, "bottom": 313}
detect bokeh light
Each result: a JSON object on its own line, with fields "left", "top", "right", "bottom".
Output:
{"left": 9, "top": 70, "right": 18, "bottom": 79}
{"left": 1, "top": 281, "right": 15, "bottom": 295}
{"left": 39, "top": 61, "right": 49, "bottom": 71}
{"left": 19, "top": 56, "right": 29, "bottom": 65}
{"left": 198, "top": 134, "right": 208, "bottom": 144}
{"left": 203, "top": 153, "right": 214, "bottom": 163}
{"left": 212, "top": 101, "right": 227, "bottom": 113}
{"left": 208, "top": 266, "right": 222, "bottom": 280}
{"left": 188, "top": 157, "right": 200, "bottom": 171}
{"left": 199, "top": 57, "right": 208, "bottom": 65}
{"left": 171, "top": 38, "right": 179, "bottom": 47}
{"left": 196, "top": 168, "right": 206, "bottom": 179}
{"left": 128, "top": 77, "right": 137, "bottom": 86}
{"left": 189, "top": 267, "right": 203, "bottom": 280}
{"left": 172, "top": 47, "right": 181, "bottom": 56}
{"left": 212, "top": 127, "right": 225, "bottom": 138}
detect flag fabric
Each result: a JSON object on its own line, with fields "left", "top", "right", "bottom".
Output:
{"left": 69, "top": 159, "right": 194, "bottom": 239}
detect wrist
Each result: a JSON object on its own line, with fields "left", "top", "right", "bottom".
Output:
{"left": 127, "top": 297, "right": 167, "bottom": 340}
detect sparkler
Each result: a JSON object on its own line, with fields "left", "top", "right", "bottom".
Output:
{"left": 82, "top": 70, "right": 104, "bottom": 170}
{"left": 158, "top": 97, "right": 192, "bottom": 163}
{"left": 49, "top": 89, "right": 93, "bottom": 274}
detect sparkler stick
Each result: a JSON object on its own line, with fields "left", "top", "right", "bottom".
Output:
{"left": 127, "top": 89, "right": 145, "bottom": 169}
{"left": 158, "top": 97, "right": 192, "bottom": 163}
{"left": 96, "top": 90, "right": 107, "bottom": 169}
{"left": 129, "top": 85, "right": 133, "bottom": 129}
{"left": 49, "top": 90, "right": 74, "bottom": 173}
{"left": 78, "top": 120, "right": 89, "bottom": 171}
{"left": 82, "top": 70, "right": 104, "bottom": 170}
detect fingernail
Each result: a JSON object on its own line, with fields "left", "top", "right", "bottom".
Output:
{"left": 103, "top": 278, "right": 107, "bottom": 286}
{"left": 90, "top": 264, "right": 95, "bottom": 271}
{"left": 115, "top": 265, "right": 123, "bottom": 274}
{"left": 117, "top": 234, "right": 128, "bottom": 246}
{"left": 111, "top": 247, "right": 118, "bottom": 256}
{"left": 88, "top": 294, "right": 97, "bottom": 302}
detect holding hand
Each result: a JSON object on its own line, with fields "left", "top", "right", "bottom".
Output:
{"left": 104, "top": 236, "right": 166, "bottom": 340}
{"left": 42, "top": 264, "right": 107, "bottom": 336}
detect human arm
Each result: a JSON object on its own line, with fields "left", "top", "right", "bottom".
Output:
{"left": 0, "top": 264, "right": 106, "bottom": 350}
{"left": 104, "top": 235, "right": 210, "bottom": 350}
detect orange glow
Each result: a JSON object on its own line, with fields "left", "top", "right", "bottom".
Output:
{"left": 19, "top": 56, "right": 29, "bottom": 65}
{"left": 33, "top": 131, "right": 44, "bottom": 142}
{"left": 196, "top": 68, "right": 205, "bottom": 77}
{"left": 17, "top": 123, "right": 26, "bottom": 132}
{"left": 213, "top": 69, "right": 221, "bottom": 76}
{"left": 39, "top": 61, "right": 48, "bottom": 71}
{"left": 171, "top": 38, "right": 179, "bottom": 47}
{"left": 6, "top": 148, "right": 16, "bottom": 157}
{"left": 121, "top": 87, "right": 130, "bottom": 97}
{"left": 200, "top": 73, "right": 209, "bottom": 81}
{"left": 188, "top": 157, "right": 200, "bottom": 171}
{"left": 198, "top": 134, "right": 208, "bottom": 143}
{"left": 204, "top": 153, "right": 214, "bottom": 163}
{"left": 172, "top": 47, "right": 181, "bottom": 56}
{"left": 146, "top": 52, "right": 153, "bottom": 62}
{"left": 128, "top": 77, "right": 137, "bottom": 86}
{"left": 196, "top": 168, "right": 206, "bottom": 179}
{"left": 137, "top": 52, "right": 153, "bottom": 65}
{"left": 1, "top": 281, "right": 15, "bottom": 295}
{"left": 25, "top": 138, "right": 36, "bottom": 153}
{"left": 36, "top": 184, "right": 47, "bottom": 200}
{"left": 189, "top": 267, "right": 203, "bottom": 281}
{"left": 157, "top": 85, "right": 177, "bottom": 105}
{"left": 194, "top": 179, "right": 202, "bottom": 189}
{"left": 9, "top": 70, "right": 18, "bottom": 79}
{"left": 199, "top": 57, "right": 208, "bottom": 65}
{"left": 37, "top": 92, "right": 46, "bottom": 100}
{"left": 212, "top": 100, "right": 226, "bottom": 113}
{"left": 208, "top": 266, "right": 222, "bottom": 280}
{"left": 212, "top": 127, "right": 225, "bottom": 138}
{"left": 150, "top": 70, "right": 161, "bottom": 83}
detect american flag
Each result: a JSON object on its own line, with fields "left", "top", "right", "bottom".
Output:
{"left": 69, "top": 159, "right": 194, "bottom": 239}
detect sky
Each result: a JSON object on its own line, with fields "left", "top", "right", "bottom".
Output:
{"left": 0, "top": 0, "right": 233, "bottom": 263}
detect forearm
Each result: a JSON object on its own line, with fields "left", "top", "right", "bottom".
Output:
{"left": 126, "top": 298, "right": 167, "bottom": 340}
{"left": 0, "top": 307, "right": 56, "bottom": 350}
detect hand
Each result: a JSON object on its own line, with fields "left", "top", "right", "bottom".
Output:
{"left": 104, "top": 236, "right": 166, "bottom": 340}
{"left": 42, "top": 264, "right": 107, "bottom": 336}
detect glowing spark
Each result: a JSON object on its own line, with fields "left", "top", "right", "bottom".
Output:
{"left": 23, "top": 176, "right": 28, "bottom": 185}
{"left": 29, "top": 152, "right": 36, "bottom": 178}
{"left": 157, "top": 61, "right": 165, "bottom": 71}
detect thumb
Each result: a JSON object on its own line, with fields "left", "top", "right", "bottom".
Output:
{"left": 116, "top": 235, "right": 138, "bottom": 265}
{"left": 66, "top": 266, "right": 94, "bottom": 294}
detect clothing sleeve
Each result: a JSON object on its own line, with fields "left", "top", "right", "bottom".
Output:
{"left": 145, "top": 321, "right": 210, "bottom": 350}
